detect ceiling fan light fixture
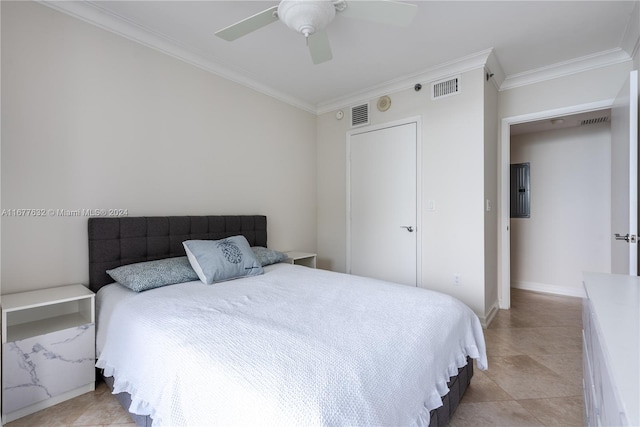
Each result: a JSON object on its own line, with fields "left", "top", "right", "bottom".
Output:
{"left": 216, "top": 0, "right": 416, "bottom": 65}
{"left": 278, "top": 0, "right": 336, "bottom": 37}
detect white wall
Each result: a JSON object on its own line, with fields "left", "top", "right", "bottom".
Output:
{"left": 499, "top": 62, "right": 633, "bottom": 119}
{"left": 0, "top": 2, "right": 317, "bottom": 295}
{"left": 317, "top": 67, "right": 496, "bottom": 320}
{"left": 510, "top": 124, "right": 611, "bottom": 296}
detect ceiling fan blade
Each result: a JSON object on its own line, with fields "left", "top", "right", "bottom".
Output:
{"left": 339, "top": 0, "right": 418, "bottom": 27}
{"left": 308, "top": 31, "right": 332, "bottom": 64}
{"left": 215, "top": 6, "right": 279, "bottom": 41}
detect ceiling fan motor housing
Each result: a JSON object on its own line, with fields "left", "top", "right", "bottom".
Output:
{"left": 278, "top": 0, "right": 336, "bottom": 37}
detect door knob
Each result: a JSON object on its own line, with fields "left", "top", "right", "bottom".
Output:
{"left": 615, "top": 233, "right": 637, "bottom": 243}
{"left": 401, "top": 226, "right": 414, "bottom": 232}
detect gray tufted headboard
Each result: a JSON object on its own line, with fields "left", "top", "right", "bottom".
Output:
{"left": 88, "top": 215, "right": 267, "bottom": 293}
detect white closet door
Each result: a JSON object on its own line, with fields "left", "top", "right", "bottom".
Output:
{"left": 348, "top": 121, "right": 418, "bottom": 286}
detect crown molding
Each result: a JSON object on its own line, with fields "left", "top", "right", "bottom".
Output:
{"left": 499, "top": 48, "right": 632, "bottom": 91}
{"left": 316, "top": 48, "right": 497, "bottom": 115}
{"left": 36, "top": 1, "right": 638, "bottom": 116}
{"left": 38, "top": 1, "right": 318, "bottom": 114}
{"left": 485, "top": 49, "right": 506, "bottom": 91}
{"left": 621, "top": 1, "right": 639, "bottom": 61}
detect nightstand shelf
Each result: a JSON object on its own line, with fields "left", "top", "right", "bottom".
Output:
{"left": 2, "top": 284, "right": 96, "bottom": 423}
{"left": 285, "top": 251, "right": 317, "bottom": 268}
{"left": 7, "top": 312, "right": 91, "bottom": 343}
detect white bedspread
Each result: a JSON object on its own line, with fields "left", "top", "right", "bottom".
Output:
{"left": 96, "top": 263, "right": 487, "bottom": 427}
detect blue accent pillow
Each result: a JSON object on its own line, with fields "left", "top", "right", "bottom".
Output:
{"left": 106, "top": 257, "right": 199, "bottom": 292}
{"left": 183, "top": 236, "right": 264, "bottom": 285}
{"left": 251, "top": 246, "right": 288, "bottom": 266}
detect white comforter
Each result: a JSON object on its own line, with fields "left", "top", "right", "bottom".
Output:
{"left": 96, "top": 263, "right": 487, "bottom": 427}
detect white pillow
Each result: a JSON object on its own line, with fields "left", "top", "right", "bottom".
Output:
{"left": 183, "top": 235, "right": 263, "bottom": 284}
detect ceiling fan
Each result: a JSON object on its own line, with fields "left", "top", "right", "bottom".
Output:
{"left": 215, "top": 0, "right": 418, "bottom": 64}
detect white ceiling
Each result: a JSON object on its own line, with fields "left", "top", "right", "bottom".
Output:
{"left": 46, "top": 1, "right": 638, "bottom": 113}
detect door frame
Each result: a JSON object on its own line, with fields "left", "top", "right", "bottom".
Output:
{"left": 611, "top": 69, "right": 639, "bottom": 275}
{"left": 499, "top": 99, "right": 614, "bottom": 309}
{"left": 346, "top": 116, "right": 423, "bottom": 286}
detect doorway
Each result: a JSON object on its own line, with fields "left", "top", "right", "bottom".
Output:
{"left": 499, "top": 100, "right": 614, "bottom": 309}
{"left": 509, "top": 110, "right": 612, "bottom": 298}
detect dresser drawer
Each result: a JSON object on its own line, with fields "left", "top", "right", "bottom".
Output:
{"left": 583, "top": 329, "right": 598, "bottom": 426}
{"left": 582, "top": 273, "right": 638, "bottom": 427}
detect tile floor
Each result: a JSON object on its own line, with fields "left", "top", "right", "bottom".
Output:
{"left": 450, "top": 288, "right": 584, "bottom": 426}
{"left": 6, "top": 288, "right": 584, "bottom": 427}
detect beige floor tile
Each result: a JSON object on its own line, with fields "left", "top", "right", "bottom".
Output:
{"left": 5, "top": 399, "right": 85, "bottom": 426}
{"left": 489, "top": 309, "right": 581, "bottom": 329}
{"left": 482, "top": 328, "right": 522, "bottom": 357}
{"left": 484, "top": 326, "right": 582, "bottom": 355}
{"left": 461, "top": 368, "right": 513, "bottom": 403}
{"left": 518, "top": 396, "right": 585, "bottom": 426}
{"left": 71, "top": 402, "right": 126, "bottom": 425}
{"left": 490, "top": 290, "right": 582, "bottom": 330}
{"left": 483, "top": 355, "right": 580, "bottom": 400}
{"left": 532, "top": 352, "right": 583, "bottom": 389}
{"left": 450, "top": 400, "right": 544, "bottom": 426}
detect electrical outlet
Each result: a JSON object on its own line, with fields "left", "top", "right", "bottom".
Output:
{"left": 453, "top": 274, "right": 461, "bottom": 285}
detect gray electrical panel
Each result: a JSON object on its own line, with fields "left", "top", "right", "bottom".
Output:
{"left": 511, "top": 162, "right": 530, "bottom": 218}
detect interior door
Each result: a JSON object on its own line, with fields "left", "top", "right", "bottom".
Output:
{"left": 348, "top": 121, "right": 418, "bottom": 286}
{"left": 611, "top": 70, "right": 639, "bottom": 275}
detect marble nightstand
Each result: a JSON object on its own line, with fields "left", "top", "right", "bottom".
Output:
{"left": 2, "top": 284, "right": 95, "bottom": 423}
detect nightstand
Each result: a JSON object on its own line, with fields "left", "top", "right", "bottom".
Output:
{"left": 2, "top": 284, "right": 95, "bottom": 423}
{"left": 285, "top": 251, "right": 317, "bottom": 268}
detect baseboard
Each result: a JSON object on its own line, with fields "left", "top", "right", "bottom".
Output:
{"left": 480, "top": 300, "right": 500, "bottom": 328}
{"left": 511, "top": 281, "right": 586, "bottom": 298}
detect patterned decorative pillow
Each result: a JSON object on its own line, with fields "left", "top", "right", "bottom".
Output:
{"left": 183, "top": 235, "right": 264, "bottom": 285}
{"left": 251, "top": 246, "right": 288, "bottom": 266}
{"left": 106, "top": 257, "right": 199, "bottom": 292}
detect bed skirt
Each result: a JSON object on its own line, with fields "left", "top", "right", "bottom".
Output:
{"left": 100, "top": 356, "right": 472, "bottom": 427}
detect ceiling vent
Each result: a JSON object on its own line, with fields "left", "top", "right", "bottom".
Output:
{"left": 432, "top": 76, "right": 460, "bottom": 100}
{"left": 351, "top": 103, "right": 369, "bottom": 127}
{"left": 580, "top": 116, "right": 610, "bottom": 126}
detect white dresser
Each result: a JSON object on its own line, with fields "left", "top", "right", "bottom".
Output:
{"left": 582, "top": 272, "right": 639, "bottom": 426}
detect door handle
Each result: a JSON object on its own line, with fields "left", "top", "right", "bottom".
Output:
{"left": 615, "top": 233, "right": 637, "bottom": 243}
{"left": 401, "top": 226, "right": 414, "bottom": 232}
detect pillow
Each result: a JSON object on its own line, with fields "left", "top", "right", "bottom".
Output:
{"left": 106, "top": 256, "right": 199, "bottom": 292}
{"left": 251, "top": 246, "right": 288, "bottom": 266}
{"left": 183, "top": 236, "right": 264, "bottom": 284}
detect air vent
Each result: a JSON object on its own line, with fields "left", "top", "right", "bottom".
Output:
{"left": 580, "top": 116, "right": 610, "bottom": 126}
{"left": 432, "top": 76, "right": 460, "bottom": 100}
{"left": 351, "top": 103, "right": 369, "bottom": 127}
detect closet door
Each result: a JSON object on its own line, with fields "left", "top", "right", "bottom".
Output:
{"left": 348, "top": 121, "right": 418, "bottom": 286}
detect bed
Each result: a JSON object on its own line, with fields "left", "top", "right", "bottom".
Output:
{"left": 89, "top": 215, "right": 487, "bottom": 427}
